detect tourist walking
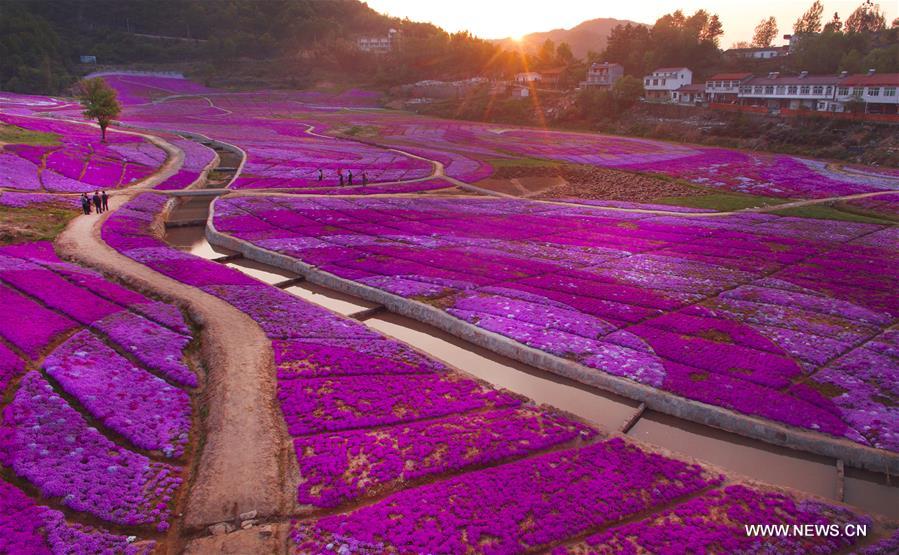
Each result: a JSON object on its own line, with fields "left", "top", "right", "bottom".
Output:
{"left": 81, "top": 193, "right": 91, "bottom": 215}
{"left": 347, "top": 170, "right": 353, "bottom": 186}
{"left": 92, "top": 191, "right": 102, "bottom": 214}
{"left": 101, "top": 190, "right": 109, "bottom": 211}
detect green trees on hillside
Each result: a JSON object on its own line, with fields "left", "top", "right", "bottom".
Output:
{"left": 0, "top": 3, "right": 71, "bottom": 93}
{"left": 598, "top": 10, "right": 722, "bottom": 77}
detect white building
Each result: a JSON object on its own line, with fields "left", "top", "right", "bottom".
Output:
{"left": 739, "top": 72, "right": 843, "bottom": 110}
{"left": 725, "top": 46, "right": 789, "bottom": 60}
{"left": 705, "top": 72, "right": 753, "bottom": 103}
{"left": 643, "top": 67, "right": 692, "bottom": 102}
{"left": 515, "top": 72, "right": 541, "bottom": 84}
{"left": 835, "top": 71, "right": 899, "bottom": 114}
{"left": 357, "top": 29, "right": 400, "bottom": 54}
{"left": 581, "top": 62, "right": 624, "bottom": 89}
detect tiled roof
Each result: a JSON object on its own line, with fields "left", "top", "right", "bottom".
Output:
{"left": 842, "top": 73, "right": 899, "bottom": 86}
{"left": 708, "top": 73, "right": 753, "bottom": 81}
{"left": 745, "top": 74, "right": 842, "bottom": 86}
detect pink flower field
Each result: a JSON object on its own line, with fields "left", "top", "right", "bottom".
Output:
{"left": 1, "top": 73, "right": 897, "bottom": 553}
{"left": 212, "top": 195, "right": 899, "bottom": 453}
{"left": 0, "top": 241, "right": 197, "bottom": 549}
{"left": 0, "top": 112, "right": 167, "bottom": 202}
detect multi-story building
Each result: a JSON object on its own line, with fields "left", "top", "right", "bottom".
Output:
{"left": 642, "top": 67, "right": 692, "bottom": 102}
{"left": 357, "top": 29, "right": 400, "bottom": 54}
{"left": 835, "top": 72, "right": 899, "bottom": 114}
{"left": 705, "top": 72, "right": 753, "bottom": 103}
{"left": 581, "top": 62, "right": 623, "bottom": 89}
{"left": 738, "top": 72, "right": 843, "bottom": 110}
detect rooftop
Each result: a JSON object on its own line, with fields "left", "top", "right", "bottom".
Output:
{"left": 708, "top": 72, "right": 753, "bottom": 81}
{"left": 842, "top": 73, "right": 899, "bottom": 86}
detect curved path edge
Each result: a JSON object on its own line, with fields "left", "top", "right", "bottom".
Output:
{"left": 206, "top": 199, "right": 899, "bottom": 475}
{"left": 54, "top": 136, "right": 288, "bottom": 530}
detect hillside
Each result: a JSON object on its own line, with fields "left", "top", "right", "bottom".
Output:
{"left": 493, "top": 17, "right": 647, "bottom": 58}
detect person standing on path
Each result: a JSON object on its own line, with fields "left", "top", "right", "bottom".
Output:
{"left": 81, "top": 193, "right": 91, "bottom": 215}
{"left": 362, "top": 171, "right": 367, "bottom": 186}
{"left": 92, "top": 191, "right": 102, "bottom": 214}
{"left": 347, "top": 170, "right": 354, "bottom": 186}
{"left": 318, "top": 169, "right": 323, "bottom": 182}
{"left": 338, "top": 170, "right": 344, "bottom": 186}
{"left": 101, "top": 190, "right": 109, "bottom": 211}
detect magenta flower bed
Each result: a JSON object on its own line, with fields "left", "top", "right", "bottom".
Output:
{"left": 44, "top": 330, "right": 191, "bottom": 457}
{"left": 0, "top": 478, "right": 152, "bottom": 554}
{"left": 552, "top": 484, "right": 870, "bottom": 555}
{"left": 292, "top": 438, "right": 722, "bottom": 553}
{"left": 0, "top": 242, "right": 195, "bottom": 537}
{"left": 214, "top": 195, "right": 899, "bottom": 453}
{"left": 0, "top": 113, "right": 166, "bottom": 193}
{"left": 97, "top": 144, "right": 890, "bottom": 554}
{"left": 0, "top": 372, "right": 181, "bottom": 530}
{"left": 294, "top": 407, "right": 593, "bottom": 507}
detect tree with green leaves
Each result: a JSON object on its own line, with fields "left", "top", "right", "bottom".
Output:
{"left": 845, "top": 1, "right": 886, "bottom": 33}
{"left": 75, "top": 77, "right": 121, "bottom": 143}
{"left": 793, "top": 1, "right": 824, "bottom": 34}
{"left": 752, "top": 17, "right": 779, "bottom": 47}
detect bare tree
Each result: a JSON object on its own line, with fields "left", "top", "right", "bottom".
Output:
{"left": 752, "top": 17, "right": 779, "bottom": 47}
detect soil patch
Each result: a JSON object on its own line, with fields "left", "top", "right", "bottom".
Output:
{"left": 482, "top": 164, "right": 705, "bottom": 201}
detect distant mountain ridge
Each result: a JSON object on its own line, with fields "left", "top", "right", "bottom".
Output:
{"left": 493, "top": 17, "right": 647, "bottom": 59}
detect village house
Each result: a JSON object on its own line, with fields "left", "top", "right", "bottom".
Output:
{"left": 705, "top": 72, "right": 753, "bottom": 103}
{"left": 724, "top": 45, "right": 789, "bottom": 60}
{"left": 835, "top": 71, "right": 899, "bottom": 114}
{"left": 580, "top": 62, "right": 623, "bottom": 90}
{"left": 738, "top": 71, "right": 843, "bottom": 111}
{"left": 357, "top": 28, "right": 400, "bottom": 54}
{"left": 672, "top": 83, "right": 706, "bottom": 105}
{"left": 643, "top": 67, "right": 692, "bottom": 102}
{"left": 538, "top": 68, "right": 566, "bottom": 89}
{"left": 514, "top": 72, "right": 541, "bottom": 84}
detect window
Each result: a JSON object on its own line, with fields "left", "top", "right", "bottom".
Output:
{"left": 825, "top": 86, "right": 833, "bottom": 94}
{"left": 885, "top": 87, "right": 897, "bottom": 96}
{"left": 652, "top": 79, "right": 658, "bottom": 86}
{"left": 838, "top": 87, "right": 849, "bottom": 96}
{"left": 740, "top": 86, "right": 751, "bottom": 94}
{"left": 787, "top": 86, "right": 798, "bottom": 94}
{"left": 800, "top": 86, "right": 810, "bottom": 95}
{"left": 852, "top": 87, "right": 862, "bottom": 96}
{"left": 754, "top": 86, "right": 764, "bottom": 94}
{"left": 812, "top": 86, "right": 823, "bottom": 95}
{"left": 776, "top": 85, "right": 786, "bottom": 95}
{"left": 764, "top": 86, "right": 774, "bottom": 94}
{"left": 645, "top": 79, "right": 650, "bottom": 85}
{"left": 867, "top": 87, "right": 880, "bottom": 96}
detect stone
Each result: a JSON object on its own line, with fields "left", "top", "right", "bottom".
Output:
{"left": 208, "top": 522, "right": 234, "bottom": 536}
{"left": 239, "top": 509, "right": 257, "bottom": 521}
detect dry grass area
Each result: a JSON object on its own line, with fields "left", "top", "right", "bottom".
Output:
{"left": 482, "top": 164, "right": 705, "bottom": 201}
{"left": 0, "top": 206, "right": 78, "bottom": 245}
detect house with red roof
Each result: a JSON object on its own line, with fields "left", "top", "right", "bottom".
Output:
{"left": 643, "top": 67, "right": 692, "bottom": 102}
{"left": 672, "top": 83, "right": 706, "bottom": 105}
{"left": 705, "top": 72, "right": 753, "bottom": 103}
{"left": 835, "top": 72, "right": 899, "bottom": 114}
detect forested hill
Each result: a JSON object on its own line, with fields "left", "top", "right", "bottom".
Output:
{"left": 493, "top": 18, "right": 646, "bottom": 58}
{"left": 0, "top": 0, "right": 519, "bottom": 94}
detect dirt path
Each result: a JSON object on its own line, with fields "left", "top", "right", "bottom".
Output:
{"left": 53, "top": 134, "right": 289, "bottom": 532}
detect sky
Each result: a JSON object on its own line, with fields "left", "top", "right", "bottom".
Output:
{"left": 365, "top": 0, "right": 896, "bottom": 48}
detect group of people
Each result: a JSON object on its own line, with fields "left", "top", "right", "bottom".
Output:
{"left": 318, "top": 169, "right": 368, "bottom": 187}
{"left": 80, "top": 191, "right": 109, "bottom": 215}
